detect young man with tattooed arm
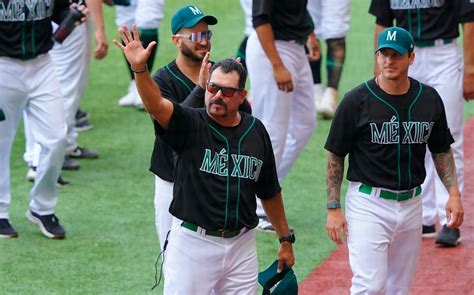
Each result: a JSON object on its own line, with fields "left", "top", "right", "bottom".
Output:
{"left": 324, "top": 27, "right": 463, "bottom": 294}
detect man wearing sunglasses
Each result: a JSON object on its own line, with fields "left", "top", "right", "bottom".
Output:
{"left": 149, "top": 5, "right": 251, "bottom": 253}
{"left": 114, "top": 24, "right": 295, "bottom": 294}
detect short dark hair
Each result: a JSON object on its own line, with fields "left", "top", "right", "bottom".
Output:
{"left": 209, "top": 59, "right": 247, "bottom": 89}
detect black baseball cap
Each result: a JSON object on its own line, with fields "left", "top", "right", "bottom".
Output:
{"left": 171, "top": 5, "right": 218, "bottom": 34}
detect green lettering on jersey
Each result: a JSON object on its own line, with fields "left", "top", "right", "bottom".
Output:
{"left": 199, "top": 149, "right": 219, "bottom": 174}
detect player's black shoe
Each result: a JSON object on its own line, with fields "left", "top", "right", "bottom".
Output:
{"left": 69, "top": 146, "right": 99, "bottom": 159}
{"left": 422, "top": 224, "right": 436, "bottom": 238}
{"left": 62, "top": 156, "right": 80, "bottom": 170}
{"left": 0, "top": 219, "right": 18, "bottom": 238}
{"left": 75, "top": 109, "right": 89, "bottom": 124}
{"left": 26, "top": 210, "right": 66, "bottom": 239}
{"left": 26, "top": 166, "right": 70, "bottom": 187}
{"left": 75, "top": 119, "right": 94, "bottom": 132}
{"left": 435, "top": 225, "right": 461, "bottom": 247}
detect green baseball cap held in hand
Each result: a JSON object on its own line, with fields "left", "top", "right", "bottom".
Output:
{"left": 258, "top": 260, "right": 298, "bottom": 295}
{"left": 376, "top": 26, "right": 415, "bottom": 55}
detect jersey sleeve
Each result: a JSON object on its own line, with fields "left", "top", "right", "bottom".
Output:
{"left": 252, "top": 0, "right": 272, "bottom": 28}
{"left": 458, "top": 0, "right": 474, "bottom": 23}
{"left": 156, "top": 103, "right": 195, "bottom": 154}
{"left": 255, "top": 121, "right": 281, "bottom": 199}
{"left": 152, "top": 68, "right": 176, "bottom": 102}
{"left": 426, "top": 91, "right": 455, "bottom": 154}
{"left": 368, "top": 0, "right": 395, "bottom": 27}
{"left": 324, "top": 93, "right": 357, "bottom": 157}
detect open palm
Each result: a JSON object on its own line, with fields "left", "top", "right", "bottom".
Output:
{"left": 113, "top": 24, "right": 156, "bottom": 70}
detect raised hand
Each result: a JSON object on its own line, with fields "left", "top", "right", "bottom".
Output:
{"left": 197, "top": 51, "right": 211, "bottom": 89}
{"left": 113, "top": 24, "right": 156, "bottom": 72}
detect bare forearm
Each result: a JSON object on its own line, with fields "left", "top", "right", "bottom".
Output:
{"left": 85, "top": 0, "right": 105, "bottom": 32}
{"left": 261, "top": 193, "right": 291, "bottom": 237}
{"left": 135, "top": 72, "right": 173, "bottom": 128}
{"left": 326, "top": 152, "right": 344, "bottom": 208}
{"left": 464, "top": 22, "right": 474, "bottom": 70}
{"left": 432, "top": 150, "right": 461, "bottom": 197}
{"left": 255, "top": 24, "right": 283, "bottom": 67}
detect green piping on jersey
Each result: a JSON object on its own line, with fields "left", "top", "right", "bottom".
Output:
{"left": 165, "top": 65, "right": 193, "bottom": 93}
{"left": 407, "top": 10, "right": 412, "bottom": 37}
{"left": 234, "top": 117, "right": 256, "bottom": 229}
{"left": 31, "top": 22, "right": 36, "bottom": 57}
{"left": 365, "top": 81, "right": 402, "bottom": 189}
{"left": 22, "top": 19, "right": 26, "bottom": 58}
{"left": 207, "top": 124, "right": 231, "bottom": 229}
{"left": 407, "top": 82, "right": 423, "bottom": 187}
{"left": 416, "top": 9, "right": 421, "bottom": 39}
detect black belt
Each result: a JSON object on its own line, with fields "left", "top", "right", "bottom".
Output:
{"left": 415, "top": 38, "right": 454, "bottom": 48}
{"left": 181, "top": 222, "right": 242, "bottom": 238}
{"left": 359, "top": 184, "right": 421, "bottom": 202}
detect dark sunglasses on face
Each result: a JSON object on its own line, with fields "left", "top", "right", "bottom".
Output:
{"left": 206, "top": 82, "right": 243, "bottom": 97}
{"left": 175, "top": 30, "right": 212, "bottom": 43}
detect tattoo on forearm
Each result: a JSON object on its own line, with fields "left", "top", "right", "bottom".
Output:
{"left": 326, "top": 153, "right": 344, "bottom": 206}
{"left": 432, "top": 150, "right": 457, "bottom": 192}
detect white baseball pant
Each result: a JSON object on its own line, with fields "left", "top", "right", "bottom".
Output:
{"left": 345, "top": 182, "right": 422, "bottom": 295}
{"left": 240, "top": 0, "right": 253, "bottom": 37}
{"left": 246, "top": 32, "right": 316, "bottom": 215}
{"left": 408, "top": 41, "right": 464, "bottom": 227}
{"left": 307, "top": 0, "right": 351, "bottom": 40}
{"left": 135, "top": 0, "right": 164, "bottom": 29}
{"left": 154, "top": 175, "right": 174, "bottom": 251}
{"left": 115, "top": 0, "right": 137, "bottom": 28}
{"left": 24, "top": 20, "right": 93, "bottom": 165}
{"left": 0, "top": 54, "right": 67, "bottom": 219}
{"left": 164, "top": 219, "right": 258, "bottom": 295}
{"left": 115, "top": 0, "right": 164, "bottom": 29}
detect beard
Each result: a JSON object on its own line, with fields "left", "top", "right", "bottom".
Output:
{"left": 207, "top": 98, "right": 228, "bottom": 117}
{"left": 180, "top": 42, "right": 209, "bottom": 62}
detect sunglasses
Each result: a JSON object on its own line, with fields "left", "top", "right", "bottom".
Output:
{"left": 207, "top": 82, "right": 243, "bottom": 97}
{"left": 175, "top": 30, "right": 213, "bottom": 43}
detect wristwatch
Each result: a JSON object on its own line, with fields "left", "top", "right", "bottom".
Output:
{"left": 279, "top": 233, "right": 296, "bottom": 244}
{"left": 327, "top": 201, "right": 341, "bottom": 209}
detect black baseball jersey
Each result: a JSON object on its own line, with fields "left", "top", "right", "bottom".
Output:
{"left": 0, "top": 0, "right": 70, "bottom": 59}
{"left": 252, "top": 0, "right": 314, "bottom": 41}
{"left": 459, "top": 0, "right": 474, "bottom": 23}
{"left": 150, "top": 60, "right": 251, "bottom": 181}
{"left": 369, "top": 0, "right": 459, "bottom": 41}
{"left": 325, "top": 77, "right": 454, "bottom": 191}
{"left": 156, "top": 103, "right": 281, "bottom": 231}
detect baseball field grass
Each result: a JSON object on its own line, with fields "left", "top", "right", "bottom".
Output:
{"left": 2, "top": 0, "right": 473, "bottom": 293}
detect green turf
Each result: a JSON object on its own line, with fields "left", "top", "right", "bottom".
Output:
{"left": 2, "top": 1, "right": 473, "bottom": 293}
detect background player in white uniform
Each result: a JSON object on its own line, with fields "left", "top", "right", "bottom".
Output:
{"left": 246, "top": 0, "right": 319, "bottom": 232}
{"left": 115, "top": 0, "right": 164, "bottom": 109}
{"left": 235, "top": 0, "right": 253, "bottom": 70}
{"left": 114, "top": 25, "right": 295, "bottom": 293}
{"left": 307, "top": 0, "right": 351, "bottom": 119}
{"left": 0, "top": 0, "right": 88, "bottom": 239}
{"left": 369, "top": 0, "right": 474, "bottom": 247}
{"left": 325, "top": 27, "right": 464, "bottom": 294}
{"left": 23, "top": 0, "right": 108, "bottom": 181}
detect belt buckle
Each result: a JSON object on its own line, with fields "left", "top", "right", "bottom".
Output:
{"left": 434, "top": 39, "right": 443, "bottom": 46}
